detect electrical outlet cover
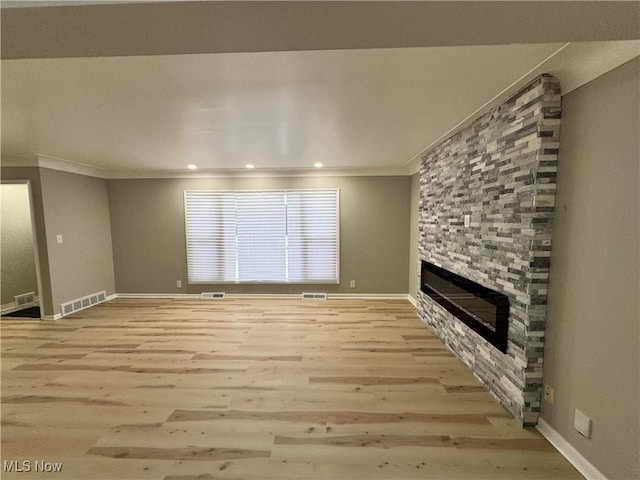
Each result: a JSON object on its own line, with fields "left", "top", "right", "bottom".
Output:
{"left": 574, "top": 409, "right": 592, "bottom": 438}
{"left": 543, "top": 384, "right": 554, "bottom": 404}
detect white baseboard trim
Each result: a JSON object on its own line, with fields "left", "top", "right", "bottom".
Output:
{"left": 40, "top": 292, "right": 413, "bottom": 320}
{"left": 2, "top": 299, "right": 40, "bottom": 315}
{"left": 536, "top": 418, "right": 607, "bottom": 480}
{"left": 114, "top": 293, "right": 411, "bottom": 301}
{"left": 228, "top": 294, "right": 300, "bottom": 298}
{"left": 1, "top": 301, "right": 19, "bottom": 314}
{"left": 327, "top": 293, "right": 409, "bottom": 300}
{"left": 2, "top": 304, "right": 40, "bottom": 315}
{"left": 407, "top": 294, "right": 417, "bottom": 307}
{"left": 116, "top": 293, "right": 200, "bottom": 299}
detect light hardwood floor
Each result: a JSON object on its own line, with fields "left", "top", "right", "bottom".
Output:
{"left": 1, "top": 298, "right": 582, "bottom": 479}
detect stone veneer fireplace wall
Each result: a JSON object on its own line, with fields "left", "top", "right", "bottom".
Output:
{"left": 417, "top": 75, "right": 561, "bottom": 425}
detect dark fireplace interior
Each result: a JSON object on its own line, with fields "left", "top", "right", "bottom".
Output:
{"left": 420, "top": 260, "right": 510, "bottom": 353}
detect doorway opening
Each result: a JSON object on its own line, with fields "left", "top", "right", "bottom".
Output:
{"left": 1, "top": 181, "right": 44, "bottom": 320}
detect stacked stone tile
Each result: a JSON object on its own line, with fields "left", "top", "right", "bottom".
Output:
{"left": 417, "top": 75, "right": 561, "bottom": 425}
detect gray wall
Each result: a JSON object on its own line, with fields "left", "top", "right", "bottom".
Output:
{"left": 542, "top": 58, "right": 639, "bottom": 479}
{"left": 408, "top": 172, "right": 419, "bottom": 300}
{"left": 39, "top": 168, "right": 116, "bottom": 314}
{"left": 1, "top": 184, "right": 38, "bottom": 306}
{"left": 108, "top": 176, "right": 410, "bottom": 295}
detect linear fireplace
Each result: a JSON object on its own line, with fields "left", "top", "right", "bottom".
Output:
{"left": 420, "top": 260, "right": 509, "bottom": 353}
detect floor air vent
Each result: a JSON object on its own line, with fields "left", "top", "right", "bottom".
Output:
{"left": 15, "top": 292, "right": 36, "bottom": 307}
{"left": 60, "top": 291, "right": 107, "bottom": 318}
{"left": 301, "top": 292, "right": 327, "bottom": 300}
{"left": 201, "top": 292, "right": 226, "bottom": 299}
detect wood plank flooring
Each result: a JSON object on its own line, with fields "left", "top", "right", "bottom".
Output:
{"left": 1, "top": 298, "right": 582, "bottom": 479}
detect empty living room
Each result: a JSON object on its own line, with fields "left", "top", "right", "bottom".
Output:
{"left": 1, "top": 2, "right": 638, "bottom": 479}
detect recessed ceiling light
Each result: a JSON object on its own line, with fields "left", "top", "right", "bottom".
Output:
{"left": 313, "top": 162, "right": 323, "bottom": 168}
{"left": 187, "top": 164, "right": 198, "bottom": 170}
{"left": 245, "top": 164, "right": 255, "bottom": 169}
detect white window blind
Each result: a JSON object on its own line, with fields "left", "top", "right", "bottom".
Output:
{"left": 236, "top": 192, "right": 287, "bottom": 282}
{"left": 185, "top": 189, "right": 339, "bottom": 284}
{"left": 184, "top": 192, "right": 237, "bottom": 283}
{"left": 286, "top": 190, "right": 339, "bottom": 283}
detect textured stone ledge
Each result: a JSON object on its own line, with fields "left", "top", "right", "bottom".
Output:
{"left": 417, "top": 75, "right": 561, "bottom": 425}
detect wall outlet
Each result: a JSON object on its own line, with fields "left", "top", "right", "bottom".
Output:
{"left": 574, "top": 409, "right": 592, "bottom": 438}
{"left": 463, "top": 215, "right": 470, "bottom": 227}
{"left": 56, "top": 234, "right": 63, "bottom": 244}
{"left": 176, "top": 280, "right": 182, "bottom": 288}
{"left": 350, "top": 280, "right": 356, "bottom": 288}
{"left": 543, "top": 384, "right": 554, "bottom": 404}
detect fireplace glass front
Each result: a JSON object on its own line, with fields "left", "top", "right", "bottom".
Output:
{"left": 420, "top": 260, "right": 509, "bottom": 352}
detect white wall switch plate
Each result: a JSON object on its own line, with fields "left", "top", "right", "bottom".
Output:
{"left": 464, "top": 215, "right": 470, "bottom": 227}
{"left": 574, "top": 409, "right": 592, "bottom": 438}
{"left": 56, "top": 234, "right": 63, "bottom": 244}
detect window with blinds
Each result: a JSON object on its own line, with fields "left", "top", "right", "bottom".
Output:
{"left": 185, "top": 189, "right": 339, "bottom": 284}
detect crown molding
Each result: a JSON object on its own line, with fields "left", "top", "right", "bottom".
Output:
{"left": 404, "top": 157, "right": 421, "bottom": 176}
{"left": 35, "top": 154, "right": 111, "bottom": 178}
{"left": 1, "top": 153, "right": 110, "bottom": 178}
{"left": 2, "top": 155, "right": 416, "bottom": 179}
{"left": 105, "top": 166, "right": 414, "bottom": 179}
{"left": 403, "top": 41, "right": 639, "bottom": 168}
{"left": 403, "top": 43, "right": 572, "bottom": 169}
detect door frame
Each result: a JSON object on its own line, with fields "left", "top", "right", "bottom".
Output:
{"left": 1, "top": 179, "right": 45, "bottom": 320}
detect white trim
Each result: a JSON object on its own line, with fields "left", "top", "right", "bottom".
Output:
{"left": 404, "top": 157, "right": 421, "bottom": 176}
{"left": 1, "top": 301, "right": 17, "bottom": 314}
{"left": 0, "top": 154, "right": 109, "bottom": 178}
{"left": 113, "top": 293, "right": 411, "bottom": 301}
{"left": 43, "top": 314, "right": 63, "bottom": 321}
{"left": 36, "top": 154, "right": 110, "bottom": 178}
{"left": 536, "top": 418, "right": 608, "bottom": 480}
{"left": 107, "top": 166, "right": 412, "bottom": 179}
{"left": 326, "top": 294, "right": 409, "bottom": 300}
{"left": 105, "top": 293, "right": 118, "bottom": 302}
{"left": 2, "top": 155, "right": 413, "bottom": 179}
{"left": 403, "top": 42, "right": 640, "bottom": 169}
{"left": 227, "top": 294, "right": 298, "bottom": 299}
{"left": 1, "top": 300, "right": 38, "bottom": 315}
{"left": 116, "top": 293, "right": 201, "bottom": 299}
{"left": 407, "top": 294, "right": 417, "bottom": 307}
{"left": 403, "top": 43, "right": 572, "bottom": 169}
{"left": 25, "top": 181, "right": 45, "bottom": 320}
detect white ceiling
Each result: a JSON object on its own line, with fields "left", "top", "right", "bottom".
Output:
{"left": 1, "top": 2, "right": 638, "bottom": 177}
{"left": 3, "top": 44, "right": 568, "bottom": 172}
